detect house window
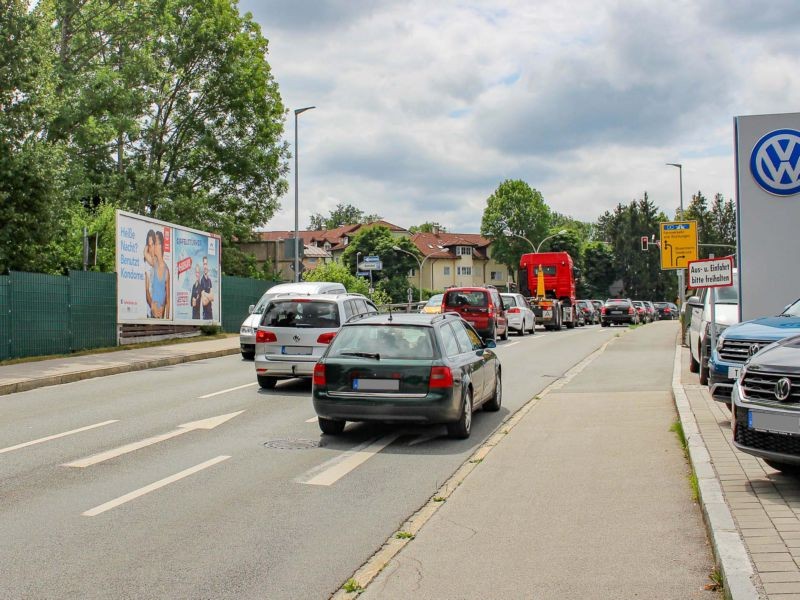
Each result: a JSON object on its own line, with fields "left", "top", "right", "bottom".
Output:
{"left": 457, "top": 266, "right": 472, "bottom": 276}
{"left": 490, "top": 271, "right": 502, "bottom": 280}
{"left": 408, "top": 268, "right": 416, "bottom": 277}
{"left": 323, "top": 242, "right": 331, "bottom": 251}
{"left": 456, "top": 246, "right": 473, "bottom": 256}
{"left": 343, "top": 237, "right": 349, "bottom": 246}
{"left": 443, "top": 266, "right": 451, "bottom": 276}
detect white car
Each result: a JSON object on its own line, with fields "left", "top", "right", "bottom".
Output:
{"left": 239, "top": 281, "right": 346, "bottom": 359}
{"left": 500, "top": 293, "right": 536, "bottom": 336}
{"left": 254, "top": 293, "right": 378, "bottom": 389}
{"left": 687, "top": 270, "right": 739, "bottom": 386}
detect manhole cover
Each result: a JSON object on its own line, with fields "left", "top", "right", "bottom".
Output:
{"left": 263, "top": 438, "right": 321, "bottom": 450}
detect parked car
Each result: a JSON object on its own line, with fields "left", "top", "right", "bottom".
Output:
{"left": 732, "top": 333, "right": 800, "bottom": 474}
{"left": 576, "top": 300, "right": 597, "bottom": 325}
{"left": 500, "top": 293, "right": 536, "bottom": 336}
{"left": 654, "top": 302, "right": 678, "bottom": 321}
{"left": 644, "top": 301, "right": 657, "bottom": 322}
{"left": 254, "top": 293, "right": 377, "bottom": 389}
{"left": 709, "top": 297, "right": 800, "bottom": 404}
{"left": 591, "top": 300, "right": 604, "bottom": 321}
{"left": 600, "top": 299, "right": 638, "bottom": 327}
{"left": 239, "top": 281, "right": 346, "bottom": 360}
{"left": 420, "top": 293, "right": 444, "bottom": 314}
{"left": 632, "top": 301, "right": 649, "bottom": 324}
{"left": 311, "top": 312, "right": 502, "bottom": 439}
{"left": 442, "top": 286, "right": 508, "bottom": 341}
{"left": 688, "top": 273, "right": 740, "bottom": 386}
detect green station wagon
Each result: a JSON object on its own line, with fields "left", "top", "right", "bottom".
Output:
{"left": 312, "top": 312, "right": 502, "bottom": 439}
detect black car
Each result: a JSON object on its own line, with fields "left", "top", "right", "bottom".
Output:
{"left": 312, "top": 312, "right": 501, "bottom": 439}
{"left": 600, "top": 299, "right": 638, "bottom": 327}
{"left": 732, "top": 334, "right": 800, "bottom": 474}
{"left": 654, "top": 302, "right": 678, "bottom": 320}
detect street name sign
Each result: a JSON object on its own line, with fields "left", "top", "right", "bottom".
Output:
{"left": 659, "top": 221, "right": 698, "bottom": 270}
{"left": 358, "top": 261, "right": 382, "bottom": 271}
{"left": 687, "top": 256, "right": 734, "bottom": 288}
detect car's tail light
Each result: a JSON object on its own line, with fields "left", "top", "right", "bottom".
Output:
{"left": 664, "top": 308, "right": 671, "bottom": 313}
{"left": 601, "top": 307, "right": 606, "bottom": 314}
{"left": 628, "top": 307, "right": 634, "bottom": 314}
{"left": 256, "top": 329, "right": 277, "bottom": 343}
{"left": 317, "top": 331, "right": 336, "bottom": 344}
{"left": 313, "top": 363, "right": 326, "bottom": 386}
{"left": 429, "top": 366, "right": 454, "bottom": 388}
{"left": 507, "top": 307, "right": 520, "bottom": 313}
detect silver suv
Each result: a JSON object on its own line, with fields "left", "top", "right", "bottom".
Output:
{"left": 254, "top": 293, "right": 378, "bottom": 389}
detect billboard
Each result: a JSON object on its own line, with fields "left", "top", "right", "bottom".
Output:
{"left": 116, "top": 210, "right": 221, "bottom": 325}
{"left": 734, "top": 113, "right": 800, "bottom": 321}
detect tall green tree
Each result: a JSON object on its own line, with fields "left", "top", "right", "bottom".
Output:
{"left": 684, "top": 191, "right": 736, "bottom": 258}
{"left": 582, "top": 242, "right": 616, "bottom": 297}
{"left": 480, "top": 179, "right": 551, "bottom": 272}
{"left": 409, "top": 222, "right": 446, "bottom": 234}
{"left": 308, "top": 203, "right": 382, "bottom": 230}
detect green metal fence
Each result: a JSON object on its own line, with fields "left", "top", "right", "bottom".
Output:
{"left": 10, "top": 271, "right": 71, "bottom": 358}
{"left": 70, "top": 270, "right": 117, "bottom": 351}
{"left": 221, "top": 276, "right": 279, "bottom": 333}
{"left": 0, "top": 277, "right": 9, "bottom": 361}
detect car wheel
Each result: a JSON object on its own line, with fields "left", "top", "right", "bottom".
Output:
{"left": 764, "top": 460, "right": 800, "bottom": 475}
{"left": 699, "top": 343, "right": 710, "bottom": 386}
{"left": 529, "top": 319, "right": 536, "bottom": 335}
{"left": 487, "top": 320, "right": 497, "bottom": 342}
{"left": 318, "top": 417, "right": 346, "bottom": 435}
{"left": 601, "top": 322, "right": 609, "bottom": 327}
{"left": 689, "top": 347, "right": 699, "bottom": 373}
{"left": 484, "top": 371, "right": 502, "bottom": 412}
{"left": 241, "top": 351, "right": 255, "bottom": 360}
{"left": 257, "top": 375, "right": 277, "bottom": 389}
{"left": 518, "top": 322, "right": 525, "bottom": 336}
{"left": 447, "top": 389, "right": 473, "bottom": 439}
{"left": 501, "top": 323, "right": 509, "bottom": 340}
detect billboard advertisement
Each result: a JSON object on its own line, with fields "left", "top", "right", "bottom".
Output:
{"left": 116, "top": 210, "right": 221, "bottom": 325}
{"left": 734, "top": 112, "right": 800, "bottom": 321}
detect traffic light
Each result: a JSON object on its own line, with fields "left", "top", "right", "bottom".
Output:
{"left": 641, "top": 236, "right": 648, "bottom": 251}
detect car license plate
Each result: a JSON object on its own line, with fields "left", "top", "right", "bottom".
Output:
{"left": 281, "top": 346, "right": 312, "bottom": 355}
{"left": 728, "top": 367, "right": 740, "bottom": 379}
{"left": 611, "top": 310, "right": 622, "bottom": 314}
{"left": 353, "top": 378, "right": 399, "bottom": 391}
{"left": 749, "top": 409, "right": 800, "bottom": 435}
{"left": 543, "top": 310, "right": 552, "bottom": 318}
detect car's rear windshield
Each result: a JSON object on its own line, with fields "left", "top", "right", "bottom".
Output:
{"left": 654, "top": 302, "right": 668, "bottom": 308}
{"left": 713, "top": 281, "right": 739, "bottom": 304}
{"left": 261, "top": 300, "right": 340, "bottom": 328}
{"left": 500, "top": 295, "right": 515, "bottom": 309}
{"left": 444, "top": 290, "right": 487, "bottom": 307}
{"left": 605, "top": 299, "right": 629, "bottom": 306}
{"left": 328, "top": 325, "right": 435, "bottom": 359}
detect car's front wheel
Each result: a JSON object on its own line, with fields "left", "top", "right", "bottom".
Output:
{"left": 764, "top": 460, "right": 800, "bottom": 476}
{"left": 447, "top": 389, "right": 473, "bottom": 439}
{"left": 318, "top": 417, "right": 346, "bottom": 435}
{"left": 699, "top": 343, "right": 710, "bottom": 386}
{"left": 484, "top": 372, "right": 502, "bottom": 412}
{"left": 501, "top": 323, "right": 509, "bottom": 340}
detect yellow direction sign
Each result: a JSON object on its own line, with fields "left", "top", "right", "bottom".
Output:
{"left": 660, "top": 221, "right": 698, "bottom": 270}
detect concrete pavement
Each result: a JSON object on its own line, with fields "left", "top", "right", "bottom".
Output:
{"left": 0, "top": 335, "right": 240, "bottom": 396}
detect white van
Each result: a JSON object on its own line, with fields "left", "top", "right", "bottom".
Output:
{"left": 239, "top": 281, "right": 346, "bottom": 359}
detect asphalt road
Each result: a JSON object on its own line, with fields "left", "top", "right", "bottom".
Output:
{"left": 0, "top": 324, "right": 618, "bottom": 599}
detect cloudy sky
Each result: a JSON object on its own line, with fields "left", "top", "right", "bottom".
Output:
{"left": 238, "top": 0, "right": 800, "bottom": 234}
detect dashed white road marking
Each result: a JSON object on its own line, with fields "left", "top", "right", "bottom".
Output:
{"left": 0, "top": 420, "right": 119, "bottom": 455}
{"left": 82, "top": 455, "right": 231, "bottom": 517}
{"left": 198, "top": 382, "right": 257, "bottom": 399}
{"left": 298, "top": 433, "right": 402, "bottom": 486}
{"left": 306, "top": 417, "right": 318, "bottom": 423}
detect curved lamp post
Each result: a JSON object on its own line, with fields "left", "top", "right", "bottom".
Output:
{"left": 293, "top": 105, "right": 315, "bottom": 282}
{"left": 666, "top": 162, "right": 685, "bottom": 308}
{"left": 392, "top": 246, "right": 449, "bottom": 302}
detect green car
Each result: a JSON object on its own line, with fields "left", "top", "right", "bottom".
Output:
{"left": 312, "top": 312, "right": 502, "bottom": 439}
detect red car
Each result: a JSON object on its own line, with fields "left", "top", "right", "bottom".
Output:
{"left": 442, "top": 286, "right": 508, "bottom": 341}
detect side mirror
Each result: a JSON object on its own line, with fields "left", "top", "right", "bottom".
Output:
{"left": 248, "top": 304, "right": 255, "bottom": 314}
{"left": 686, "top": 296, "right": 700, "bottom": 306}
{"left": 484, "top": 339, "right": 497, "bottom": 349}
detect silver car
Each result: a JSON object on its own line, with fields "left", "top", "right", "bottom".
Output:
{"left": 254, "top": 293, "right": 377, "bottom": 389}
{"left": 239, "top": 281, "right": 346, "bottom": 359}
{"left": 500, "top": 293, "right": 536, "bottom": 336}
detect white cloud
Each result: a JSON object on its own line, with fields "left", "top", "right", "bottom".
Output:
{"left": 240, "top": 0, "right": 800, "bottom": 233}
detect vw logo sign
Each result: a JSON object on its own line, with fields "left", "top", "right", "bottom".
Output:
{"left": 292, "top": 334, "right": 301, "bottom": 343}
{"left": 774, "top": 377, "right": 793, "bottom": 402}
{"left": 750, "top": 128, "right": 800, "bottom": 196}
{"left": 748, "top": 343, "right": 761, "bottom": 357}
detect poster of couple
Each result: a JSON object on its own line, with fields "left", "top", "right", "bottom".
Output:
{"left": 116, "top": 210, "right": 221, "bottom": 325}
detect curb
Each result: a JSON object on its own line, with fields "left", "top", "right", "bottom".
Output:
{"left": 0, "top": 348, "right": 241, "bottom": 396}
{"left": 671, "top": 343, "right": 761, "bottom": 600}
{"left": 331, "top": 331, "right": 623, "bottom": 599}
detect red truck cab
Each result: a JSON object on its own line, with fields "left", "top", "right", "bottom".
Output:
{"left": 518, "top": 252, "right": 578, "bottom": 330}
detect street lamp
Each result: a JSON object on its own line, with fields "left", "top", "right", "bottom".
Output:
{"left": 392, "top": 246, "right": 448, "bottom": 302}
{"left": 533, "top": 229, "right": 567, "bottom": 253}
{"left": 293, "top": 106, "right": 315, "bottom": 282}
{"left": 666, "top": 162, "right": 685, "bottom": 308}
{"left": 355, "top": 251, "right": 362, "bottom": 277}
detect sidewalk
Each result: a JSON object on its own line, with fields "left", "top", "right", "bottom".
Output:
{"left": 352, "top": 322, "right": 719, "bottom": 599}
{"left": 0, "top": 335, "right": 241, "bottom": 396}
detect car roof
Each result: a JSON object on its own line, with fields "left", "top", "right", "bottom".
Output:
{"left": 345, "top": 312, "right": 460, "bottom": 326}
{"left": 269, "top": 292, "right": 368, "bottom": 302}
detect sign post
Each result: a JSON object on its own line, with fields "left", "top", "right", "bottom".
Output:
{"left": 660, "top": 220, "right": 698, "bottom": 308}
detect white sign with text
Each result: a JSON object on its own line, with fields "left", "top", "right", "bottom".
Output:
{"left": 687, "top": 256, "right": 734, "bottom": 288}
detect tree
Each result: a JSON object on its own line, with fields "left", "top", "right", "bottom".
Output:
{"left": 684, "top": 191, "right": 736, "bottom": 258}
{"left": 582, "top": 242, "right": 616, "bottom": 297}
{"left": 480, "top": 180, "right": 551, "bottom": 272}
{"left": 308, "top": 203, "right": 382, "bottom": 230}
{"left": 42, "top": 0, "right": 289, "bottom": 272}
{"left": 303, "top": 260, "right": 392, "bottom": 305}
{"left": 409, "top": 222, "right": 446, "bottom": 234}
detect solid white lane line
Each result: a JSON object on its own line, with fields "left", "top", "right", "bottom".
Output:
{"left": 306, "top": 417, "right": 318, "bottom": 423}
{"left": 299, "top": 433, "right": 401, "bottom": 486}
{"left": 82, "top": 455, "right": 230, "bottom": 517}
{"left": 63, "top": 411, "right": 244, "bottom": 468}
{"left": 407, "top": 433, "right": 442, "bottom": 447}
{"left": 0, "top": 420, "right": 119, "bottom": 455}
{"left": 503, "top": 341, "right": 520, "bottom": 348}
{"left": 198, "top": 382, "right": 257, "bottom": 399}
